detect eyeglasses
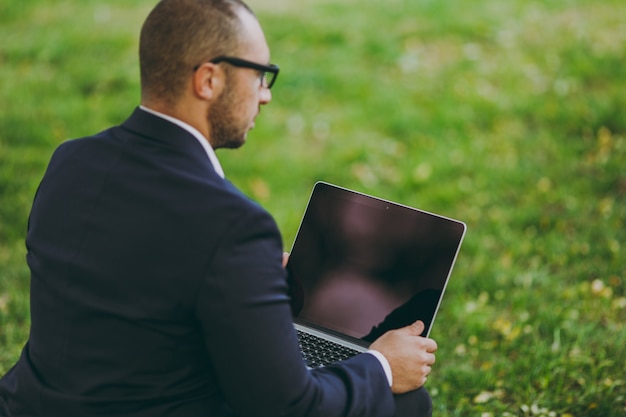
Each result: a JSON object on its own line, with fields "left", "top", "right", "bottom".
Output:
{"left": 194, "top": 56, "right": 280, "bottom": 89}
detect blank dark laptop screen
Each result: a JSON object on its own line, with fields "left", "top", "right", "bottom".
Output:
{"left": 287, "top": 182, "right": 466, "bottom": 343}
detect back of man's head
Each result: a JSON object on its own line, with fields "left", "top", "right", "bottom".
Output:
{"left": 139, "top": 0, "right": 253, "bottom": 106}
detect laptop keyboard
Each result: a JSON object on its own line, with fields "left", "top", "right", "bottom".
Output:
{"left": 297, "top": 329, "right": 360, "bottom": 368}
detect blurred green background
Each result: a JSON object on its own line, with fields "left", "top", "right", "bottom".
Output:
{"left": 1, "top": 0, "right": 625, "bottom": 415}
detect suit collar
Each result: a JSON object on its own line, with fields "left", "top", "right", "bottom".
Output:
{"left": 138, "top": 106, "right": 225, "bottom": 178}
{"left": 120, "top": 107, "right": 225, "bottom": 178}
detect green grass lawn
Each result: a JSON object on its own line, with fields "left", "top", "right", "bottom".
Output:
{"left": 1, "top": 0, "right": 625, "bottom": 415}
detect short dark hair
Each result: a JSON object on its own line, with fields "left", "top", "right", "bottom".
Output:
{"left": 139, "top": 0, "right": 254, "bottom": 105}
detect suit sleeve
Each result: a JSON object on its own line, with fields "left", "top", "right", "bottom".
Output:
{"left": 195, "top": 206, "right": 395, "bottom": 417}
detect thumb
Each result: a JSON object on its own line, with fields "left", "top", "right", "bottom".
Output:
{"left": 406, "top": 320, "right": 425, "bottom": 336}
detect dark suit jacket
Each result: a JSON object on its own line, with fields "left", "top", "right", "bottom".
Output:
{"left": 0, "top": 108, "right": 395, "bottom": 417}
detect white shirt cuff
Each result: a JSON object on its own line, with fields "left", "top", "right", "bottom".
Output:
{"left": 366, "top": 349, "right": 393, "bottom": 387}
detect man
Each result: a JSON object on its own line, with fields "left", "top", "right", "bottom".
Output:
{"left": 0, "top": 0, "right": 438, "bottom": 416}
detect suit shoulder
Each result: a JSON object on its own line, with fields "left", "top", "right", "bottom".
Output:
{"left": 206, "top": 181, "right": 276, "bottom": 228}
{"left": 51, "top": 127, "right": 118, "bottom": 158}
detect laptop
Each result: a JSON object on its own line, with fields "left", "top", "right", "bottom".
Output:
{"left": 286, "top": 182, "right": 466, "bottom": 368}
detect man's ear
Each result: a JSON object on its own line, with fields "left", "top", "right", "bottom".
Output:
{"left": 193, "top": 62, "right": 223, "bottom": 101}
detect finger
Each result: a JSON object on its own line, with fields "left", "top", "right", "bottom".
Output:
{"left": 282, "top": 252, "right": 289, "bottom": 268}
{"left": 424, "top": 338, "right": 438, "bottom": 353}
{"left": 420, "top": 337, "right": 439, "bottom": 353}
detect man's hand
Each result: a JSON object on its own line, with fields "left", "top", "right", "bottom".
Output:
{"left": 369, "top": 320, "right": 438, "bottom": 394}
